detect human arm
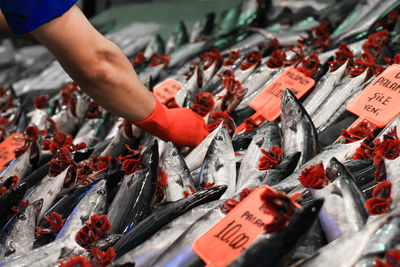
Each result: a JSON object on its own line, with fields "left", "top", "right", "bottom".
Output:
{"left": 29, "top": 5, "right": 209, "bottom": 146}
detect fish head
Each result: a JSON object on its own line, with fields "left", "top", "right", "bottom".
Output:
{"left": 281, "top": 89, "right": 304, "bottom": 131}
{"left": 72, "top": 92, "right": 91, "bottom": 119}
{"left": 277, "top": 152, "right": 301, "bottom": 174}
{"left": 325, "top": 157, "right": 353, "bottom": 182}
{"left": 161, "top": 142, "right": 184, "bottom": 169}
{"left": 208, "top": 126, "right": 232, "bottom": 155}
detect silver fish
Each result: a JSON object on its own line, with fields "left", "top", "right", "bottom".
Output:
{"left": 272, "top": 140, "right": 363, "bottom": 193}
{"left": 236, "top": 121, "right": 282, "bottom": 189}
{"left": 303, "top": 60, "right": 348, "bottom": 117}
{"left": 290, "top": 209, "right": 400, "bottom": 267}
{"left": 281, "top": 89, "right": 318, "bottom": 168}
{"left": 200, "top": 126, "right": 236, "bottom": 198}
{"left": 175, "top": 65, "right": 201, "bottom": 107}
{"left": 309, "top": 158, "right": 368, "bottom": 242}
{"left": 312, "top": 69, "right": 368, "bottom": 132}
{"left": 114, "top": 200, "right": 224, "bottom": 267}
{"left": 148, "top": 202, "right": 226, "bottom": 267}
{"left": 160, "top": 142, "right": 197, "bottom": 202}
{"left": 51, "top": 92, "right": 91, "bottom": 135}
{"left": 384, "top": 156, "right": 400, "bottom": 207}
{"left": 185, "top": 123, "right": 222, "bottom": 174}
{"left": 26, "top": 166, "right": 71, "bottom": 218}
{"left": 0, "top": 199, "right": 42, "bottom": 260}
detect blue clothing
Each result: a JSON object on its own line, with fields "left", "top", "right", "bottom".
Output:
{"left": 0, "top": 0, "right": 77, "bottom": 35}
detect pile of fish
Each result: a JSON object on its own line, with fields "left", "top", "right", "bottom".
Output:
{"left": 0, "top": 0, "right": 400, "bottom": 266}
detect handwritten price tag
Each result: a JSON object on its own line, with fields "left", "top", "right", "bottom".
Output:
{"left": 0, "top": 133, "right": 24, "bottom": 171}
{"left": 249, "top": 67, "right": 315, "bottom": 121}
{"left": 193, "top": 186, "right": 273, "bottom": 267}
{"left": 153, "top": 78, "right": 182, "bottom": 104}
{"left": 347, "top": 64, "right": 400, "bottom": 127}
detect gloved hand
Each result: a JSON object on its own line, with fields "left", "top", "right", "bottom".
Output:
{"left": 133, "top": 97, "right": 209, "bottom": 147}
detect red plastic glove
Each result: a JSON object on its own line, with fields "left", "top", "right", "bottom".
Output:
{"left": 133, "top": 97, "right": 209, "bottom": 147}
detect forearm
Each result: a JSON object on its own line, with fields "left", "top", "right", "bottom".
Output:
{"left": 31, "top": 6, "right": 155, "bottom": 121}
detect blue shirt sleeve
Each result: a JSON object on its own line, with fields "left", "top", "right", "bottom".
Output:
{"left": 0, "top": 0, "right": 77, "bottom": 35}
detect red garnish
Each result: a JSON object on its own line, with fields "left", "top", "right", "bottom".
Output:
{"left": 132, "top": 52, "right": 146, "bottom": 67}
{"left": 77, "top": 155, "right": 111, "bottom": 186}
{"left": 34, "top": 95, "right": 48, "bottom": 109}
{"left": 349, "top": 52, "right": 375, "bottom": 78}
{"left": 218, "top": 75, "right": 243, "bottom": 111}
{"left": 328, "top": 44, "right": 354, "bottom": 71}
{"left": 207, "top": 111, "right": 236, "bottom": 137}
{"left": 164, "top": 97, "right": 180, "bottom": 109}
{"left": 200, "top": 48, "right": 221, "bottom": 70}
{"left": 223, "top": 188, "right": 254, "bottom": 213}
{"left": 240, "top": 51, "right": 262, "bottom": 70}
{"left": 157, "top": 170, "right": 168, "bottom": 188}
{"left": 258, "top": 145, "right": 284, "bottom": 170}
{"left": 352, "top": 142, "right": 375, "bottom": 160}
{"left": 340, "top": 120, "right": 375, "bottom": 143}
{"left": 49, "top": 145, "right": 76, "bottom": 176}
{"left": 242, "top": 117, "right": 259, "bottom": 133}
{"left": 86, "top": 101, "right": 101, "bottom": 119}
{"left": 36, "top": 211, "right": 63, "bottom": 237}
{"left": 296, "top": 52, "right": 320, "bottom": 77}
{"left": 204, "top": 183, "right": 215, "bottom": 188}
{"left": 91, "top": 247, "right": 116, "bottom": 267}
{"left": 298, "top": 162, "right": 329, "bottom": 189}
{"left": 299, "top": 21, "right": 330, "bottom": 50}
{"left": 116, "top": 145, "right": 144, "bottom": 175}
{"left": 362, "top": 30, "right": 389, "bottom": 59}
{"left": 61, "top": 82, "right": 78, "bottom": 106}
{"left": 192, "top": 92, "right": 215, "bottom": 117}
{"left": 150, "top": 53, "right": 169, "bottom": 69}
{"left": 373, "top": 248, "right": 400, "bottom": 267}
{"left": 14, "top": 126, "right": 39, "bottom": 157}
{"left": 267, "top": 49, "right": 288, "bottom": 69}
{"left": 75, "top": 214, "right": 111, "bottom": 248}
{"left": 261, "top": 187, "right": 300, "bottom": 233}
{"left": 10, "top": 175, "right": 18, "bottom": 188}
{"left": 0, "top": 186, "right": 7, "bottom": 196}
{"left": 60, "top": 256, "right": 91, "bottom": 267}
{"left": 223, "top": 50, "right": 240, "bottom": 66}
{"left": 364, "top": 181, "right": 392, "bottom": 215}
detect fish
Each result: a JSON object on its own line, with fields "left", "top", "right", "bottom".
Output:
{"left": 290, "top": 208, "right": 400, "bottom": 267}
{"left": 272, "top": 139, "right": 363, "bottom": 193}
{"left": 309, "top": 157, "right": 368, "bottom": 242}
{"left": 0, "top": 199, "right": 42, "bottom": 260}
{"left": 229, "top": 199, "right": 324, "bottom": 267}
{"left": 185, "top": 123, "right": 222, "bottom": 174}
{"left": 0, "top": 183, "right": 28, "bottom": 228}
{"left": 199, "top": 126, "right": 236, "bottom": 198}
{"left": 50, "top": 92, "right": 91, "bottom": 136}
{"left": 145, "top": 201, "right": 226, "bottom": 267}
{"left": 175, "top": 65, "right": 202, "bottom": 107}
{"left": 113, "top": 200, "right": 224, "bottom": 267}
{"left": 25, "top": 166, "right": 71, "bottom": 218}
{"left": 159, "top": 142, "right": 197, "bottom": 202}
{"left": 236, "top": 121, "right": 282, "bottom": 189}
{"left": 113, "top": 185, "right": 227, "bottom": 260}
{"left": 384, "top": 156, "right": 400, "bottom": 207}
{"left": 281, "top": 89, "right": 318, "bottom": 168}
{"left": 107, "top": 141, "right": 159, "bottom": 234}
{"left": 303, "top": 60, "right": 348, "bottom": 117}
{"left": 189, "top": 13, "right": 215, "bottom": 42}
{"left": 311, "top": 65, "right": 368, "bottom": 132}
{"left": 143, "top": 34, "right": 165, "bottom": 59}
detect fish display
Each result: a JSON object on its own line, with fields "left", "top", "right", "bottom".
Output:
{"left": 0, "top": 0, "right": 400, "bottom": 266}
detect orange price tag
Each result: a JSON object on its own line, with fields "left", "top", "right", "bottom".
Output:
{"left": 0, "top": 133, "right": 24, "bottom": 171}
{"left": 193, "top": 186, "right": 273, "bottom": 267}
{"left": 153, "top": 78, "right": 183, "bottom": 104}
{"left": 249, "top": 67, "right": 315, "bottom": 121}
{"left": 347, "top": 64, "right": 400, "bottom": 127}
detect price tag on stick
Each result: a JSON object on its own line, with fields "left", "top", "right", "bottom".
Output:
{"left": 347, "top": 64, "right": 400, "bottom": 127}
{"left": 153, "top": 78, "right": 182, "bottom": 104}
{"left": 249, "top": 67, "right": 315, "bottom": 121}
{"left": 193, "top": 186, "right": 273, "bottom": 267}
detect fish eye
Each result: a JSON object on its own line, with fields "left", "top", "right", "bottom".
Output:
{"left": 97, "top": 189, "right": 106, "bottom": 195}
{"left": 215, "top": 136, "right": 223, "bottom": 141}
{"left": 18, "top": 214, "right": 26, "bottom": 220}
{"left": 171, "top": 151, "right": 178, "bottom": 156}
